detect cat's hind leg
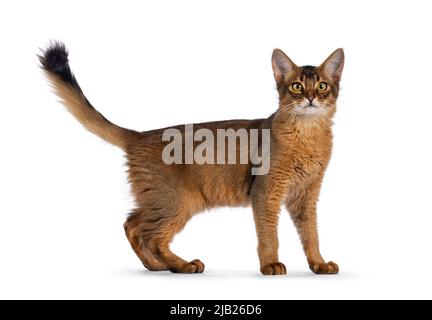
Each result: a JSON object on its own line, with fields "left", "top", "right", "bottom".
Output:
{"left": 124, "top": 210, "right": 167, "bottom": 271}
{"left": 144, "top": 207, "right": 205, "bottom": 274}
{"left": 127, "top": 167, "right": 205, "bottom": 273}
{"left": 125, "top": 203, "right": 205, "bottom": 273}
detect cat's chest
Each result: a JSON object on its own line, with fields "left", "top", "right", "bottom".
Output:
{"left": 273, "top": 139, "right": 331, "bottom": 180}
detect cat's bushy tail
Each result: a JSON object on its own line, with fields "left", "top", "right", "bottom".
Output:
{"left": 39, "top": 41, "right": 140, "bottom": 151}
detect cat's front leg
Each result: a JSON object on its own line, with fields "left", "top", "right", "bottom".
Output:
{"left": 251, "top": 176, "right": 289, "bottom": 275}
{"left": 285, "top": 178, "right": 338, "bottom": 274}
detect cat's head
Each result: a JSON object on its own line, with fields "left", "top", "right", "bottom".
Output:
{"left": 272, "top": 48, "right": 344, "bottom": 118}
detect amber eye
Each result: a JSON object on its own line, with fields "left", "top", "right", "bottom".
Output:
{"left": 317, "top": 82, "right": 328, "bottom": 92}
{"left": 290, "top": 82, "right": 303, "bottom": 93}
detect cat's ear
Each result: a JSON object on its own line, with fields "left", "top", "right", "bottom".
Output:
{"left": 320, "top": 48, "right": 344, "bottom": 81}
{"left": 272, "top": 49, "right": 297, "bottom": 83}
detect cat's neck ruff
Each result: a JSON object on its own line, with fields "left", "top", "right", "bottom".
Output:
{"left": 272, "top": 111, "right": 333, "bottom": 134}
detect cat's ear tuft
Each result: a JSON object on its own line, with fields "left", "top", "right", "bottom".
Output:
{"left": 320, "top": 48, "right": 344, "bottom": 81}
{"left": 272, "top": 49, "right": 297, "bottom": 83}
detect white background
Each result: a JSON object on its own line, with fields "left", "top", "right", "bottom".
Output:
{"left": 0, "top": 0, "right": 431, "bottom": 299}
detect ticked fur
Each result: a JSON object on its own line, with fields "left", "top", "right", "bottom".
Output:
{"left": 40, "top": 43, "right": 344, "bottom": 275}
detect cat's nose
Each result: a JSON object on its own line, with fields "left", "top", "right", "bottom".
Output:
{"left": 307, "top": 97, "right": 314, "bottom": 104}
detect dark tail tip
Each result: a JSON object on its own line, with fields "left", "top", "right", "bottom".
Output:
{"left": 39, "top": 41, "right": 70, "bottom": 74}
{"left": 39, "top": 41, "right": 79, "bottom": 87}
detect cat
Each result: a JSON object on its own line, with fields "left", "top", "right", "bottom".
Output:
{"left": 39, "top": 42, "right": 344, "bottom": 275}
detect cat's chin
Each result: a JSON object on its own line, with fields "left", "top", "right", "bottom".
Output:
{"left": 293, "top": 104, "right": 328, "bottom": 117}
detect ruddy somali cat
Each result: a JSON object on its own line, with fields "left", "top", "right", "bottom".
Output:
{"left": 39, "top": 43, "right": 344, "bottom": 275}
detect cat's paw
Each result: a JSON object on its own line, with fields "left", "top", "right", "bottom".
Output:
{"left": 309, "top": 261, "right": 339, "bottom": 274}
{"left": 170, "top": 259, "right": 205, "bottom": 273}
{"left": 189, "top": 259, "right": 205, "bottom": 273}
{"left": 261, "top": 262, "right": 287, "bottom": 275}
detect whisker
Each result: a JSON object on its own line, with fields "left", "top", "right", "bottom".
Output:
{"left": 273, "top": 102, "right": 296, "bottom": 119}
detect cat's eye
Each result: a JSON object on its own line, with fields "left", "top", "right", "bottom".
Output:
{"left": 317, "top": 82, "right": 328, "bottom": 92}
{"left": 290, "top": 82, "right": 303, "bottom": 93}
